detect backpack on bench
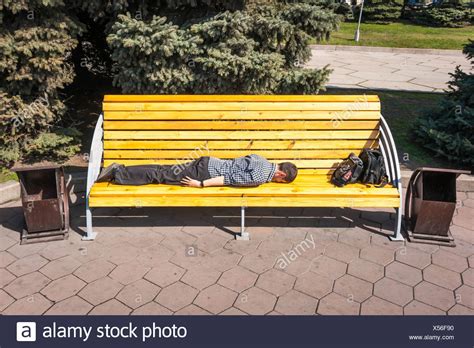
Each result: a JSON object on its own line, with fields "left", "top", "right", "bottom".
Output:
{"left": 359, "top": 149, "right": 388, "bottom": 187}
{"left": 330, "top": 153, "right": 364, "bottom": 187}
{"left": 331, "top": 149, "right": 388, "bottom": 187}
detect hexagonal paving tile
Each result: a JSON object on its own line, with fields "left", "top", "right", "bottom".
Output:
{"left": 0, "top": 251, "right": 17, "bottom": 268}
{"left": 193, "top": 284, "right": 237, "bottom": 314}
{"left": 137, "top": 244, "right": 176, "bottom": 267}
{"left": 0, "top": 289, "right": 14, "bottom": 311}
{"left": 395, "top": 247, "right": 431, "bottom": 269}
{"left": 132, "top": 302, "right": 173, "bottom": 315}
{"left": 258, "top": 239, "right": 293, "bottom": 253}
{"left": 78, "top": 277, "right": 123, "bottom": 306}
{"left": 432, "top": 249, "right": 468, "bottom": 273}
{"left": 73, "top": 258, "right": 116, "bottom": 283}
{"left": 234, "top": 287, "right": 276, "bottom": 315}
{"left": 447, "top": 304, "right": 474, "bottom": 315}
{"left": 195, "top": 233, "right": 228, "bottom": 254}
{"left": 7, "top": 253, "right": 48, "bottom": 277}
{"left": 109, "top": 261, "right": 151, "bottom": 285}
{"left": 144, "top": 262, "right": 185, "bottom": 288}
{"left": 338, "top": 228, "right": 371, "bottom": 249}
{"left": 334, "top": 275, "right": 372, "bottom": 303}
{"left": 89, "top": 299, "right": 132, "bottom": 315}
{"left": 370, "top": 233, "right": 403, "bottom": 251}
{"left": 310, "top": 255, "right": 347, "bottom": 280}
{"left": 256, "top": 269, "right": 295, "bottom": 296}
{"left": 423, "top": 264, "right": 462, "bottom": 290}
{"left": 2, "top": 293, "right": 52, "bottom": 315}
{"left": 468, "top": 255, "right": 474, "bottom": 268}
{"left": 414, "top": 281, "right": 455, "bottom": 311}
{"left": 305, "top": 228, "right": 338, "bottom": 246}
{"left": 155, "top": 282, "right": 198, "bottom": 312}
{"left": 220, "top": 307, "right": 248, "bottom": 315}
{"left": 277, "top": 255, "right": 312, "bottom": 276}
{"left": 403, "top": 301, "right": 444, "bottom": 315}
{"left": 201, "top": 249, "right": 241, "bottom": 272}
{"left": 374, "top": 278, "right": 413, "bottom": 306}
{"left": 4, "top": 272, "right": 50, "bottom": 299}
{"left": 347, "top": 259, "right": 384, "bottom": 283}
{"left": 317, "top": 293, "right": 360, "bottom": 315}
{"left": 44, "top": 296, "right": 93, "bottom": 315}
{"left": 455, "top": 285, "right": 473, "bottom": 309}
{"left": 41, "top": 274, "right": 86, "bottom": 302}
{"left": 239, "top": 250, "right": 277, "bottom": 274}
{"left": 181, "top": 267, "right": 221, "bottom": 290}
{"left": 116, "top": 279, "right": 160, "bottom": 309}
{"left": 360, "top": 245, "right": 394, "bottom": 266}
{"left": 361, "top": 296, "right": 403, "bottom": 315}
{"left": 174, "top": 304, "right": 211, "bottom": 315}
{"left": 104, "top": 242, "right": 141, "bottom": 265}
{"left": 0, "top": 236, "right": 17, "bottom": 252}
{"left": 294, "top": 272, "right": 333, "bottom": 299}
{"left": 324, "top": 242, "right": 360, "bottom": 263}
{"left": 39, "top": 255, "right": 82, "bottom": 280}
{"left": 386, "top": 261, "right": 422, "bottom": 286}
{"left": 218, "top": 266, "right": 258, "bottom": 292}
{"left": 462, "top": 268, "right": 474, "bottom": 287}
{"left": 275, "top": 290, "right": 318, "bottom": 315}
{"left": 224, "top": 239, "right": 260, "bottom": 256}
{"left": 0, "top": 268, "right": 16, "bottom": 288}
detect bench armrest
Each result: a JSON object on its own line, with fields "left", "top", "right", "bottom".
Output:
{"left": 86, "top": 114, "right": 104, "bottom": 199}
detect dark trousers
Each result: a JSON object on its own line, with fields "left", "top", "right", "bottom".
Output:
{"left": 114, "top": 156, "right": 211, "bottom": 185}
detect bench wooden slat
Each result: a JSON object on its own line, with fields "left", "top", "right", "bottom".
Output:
{"left": 103, "top": 102, "right": 380, "bottom": 112}
{"left": 104, "top": 95, "right": 381, "bottom": 102}
{"left": 104, "top": 130, "right": 379, "bottom": 140}
{"left": 103, "top": 149, "right": 364, "bottom": 159}
{"left": 103, "top": 159, "right": 341, "bottom": 168}
{"left": 104, "top": 110, "right": 381, "bottom": 120}
{"left": 104, "top": 120, "right": 379, "bottom": 130}
{"left": 103, "top": 140, "right": 378, "bottom": 150}
{"left": 89, "top": 196, "right": 400, "bottom": 208}
{"left": 90, "top": 184, "right": 398, "bottom": 197}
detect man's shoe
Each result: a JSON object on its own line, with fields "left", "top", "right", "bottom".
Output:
{"left": 96, "top": 163, "right": 121, "bottom": 182}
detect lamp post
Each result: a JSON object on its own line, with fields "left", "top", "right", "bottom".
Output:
{"left": 354, "top": 0, "right": 365, "bottom": 42}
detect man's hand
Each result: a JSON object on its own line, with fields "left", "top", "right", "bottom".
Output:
{"left": 181, "top": 176, "right": 201, "bottom": 187}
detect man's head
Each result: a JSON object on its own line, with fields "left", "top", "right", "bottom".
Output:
{"left": 272, "top": 162, "right": 298, "bottom": 183}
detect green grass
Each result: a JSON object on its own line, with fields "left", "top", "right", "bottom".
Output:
{"left": 0, "top": 167, "right": 18, "bottom": 183}
{"left": 323, "top": 88, "right": 452, "bottom": 168}
{"left": 322, "top": 21, "right": 474, "bottom": 50}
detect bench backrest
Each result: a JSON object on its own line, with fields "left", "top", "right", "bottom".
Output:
{"left": 102, "top": 95, "right": 381, "bottom": 176}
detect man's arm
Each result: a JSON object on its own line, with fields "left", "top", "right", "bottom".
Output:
{"left": 203, "top": 176, "right": 225, "bottom": 187}
{"left": 180, "top": 176, "right": 225, "bottom": 187}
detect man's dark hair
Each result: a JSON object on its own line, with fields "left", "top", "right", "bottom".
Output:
{"left": 278, "top": 162, "right": 298, "bottom": 183}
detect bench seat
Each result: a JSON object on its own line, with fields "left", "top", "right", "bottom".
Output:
{"left": 90, "top": 175, "right": 400, "bottom": 207}
{"left": 85, "top": 95, "right": 403, "bottom": 241}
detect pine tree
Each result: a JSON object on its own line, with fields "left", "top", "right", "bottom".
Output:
{"left": 414, "top": 41, "right": 474, "bottom": 168}
{"left": 106, "top": 2, "right": 339, "bottom": 94}
{"left": 0, "top": 3, "right": 82, "bottom": 165}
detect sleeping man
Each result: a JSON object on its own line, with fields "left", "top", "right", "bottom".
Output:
{"left": 96, "top": 154, "right": 298, "bottom": 188}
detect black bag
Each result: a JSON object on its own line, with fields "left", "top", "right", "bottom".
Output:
{"left": 331, "top": 153, "right": 364, "bottom": 187}
{"left": 359, "top": 149, "right": 388, "bottom": 186}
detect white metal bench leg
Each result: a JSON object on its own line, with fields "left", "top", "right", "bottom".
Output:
{"left": 83, "top": 200, "right": 98, "bottom": 241}
{"left": 389, "top": 207, "right": 404, "bottom": 241}
{"left": 236, "top": 206, "right": 250, "bottom": 240}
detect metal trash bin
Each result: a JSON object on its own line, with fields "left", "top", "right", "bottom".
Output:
{"left": 405, "top": 167, "right": 470, "bottom": 247}
{"left": 12, "top": 165, "right": 69, "bottom": 244}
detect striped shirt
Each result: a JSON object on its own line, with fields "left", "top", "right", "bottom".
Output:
{"left": 208, "top": 154, "right": 277, "bottom": 187}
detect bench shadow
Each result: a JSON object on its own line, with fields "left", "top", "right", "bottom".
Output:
{"left": 60, "top": 205, "right": 399, "bottom": 240}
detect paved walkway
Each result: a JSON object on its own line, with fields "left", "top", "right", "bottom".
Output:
{"left": 307, "top": 46, "right": 471, "bottom": 92}
{"left": 0, "top": 191, "right": 472, "bottom": 315}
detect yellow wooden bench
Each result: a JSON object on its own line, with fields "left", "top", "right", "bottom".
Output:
{"left": 85, "top": 95, "right": 403, "bottom": 241}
